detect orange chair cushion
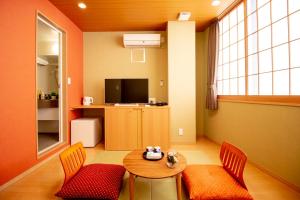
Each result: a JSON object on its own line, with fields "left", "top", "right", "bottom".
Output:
{"left": 182, "top": 165, "right": 253, "bottom": 200}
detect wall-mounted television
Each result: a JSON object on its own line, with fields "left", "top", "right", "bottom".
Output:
{"left": 105, "top": 79, "right": 148, "bottom": 104}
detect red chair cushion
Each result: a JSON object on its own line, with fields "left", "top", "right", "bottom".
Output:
{"left": 182, "top": 165, "right": 253, "bottom": 200}
{"left": 56, "top": 164, "right": 125, "bottom": 200}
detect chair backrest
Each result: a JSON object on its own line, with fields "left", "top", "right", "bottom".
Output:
{"left": 59, "top": 142, "right": 86, "bottom": 185}
{"left": 220, "top": 142, "right": 247, "bottom": 189}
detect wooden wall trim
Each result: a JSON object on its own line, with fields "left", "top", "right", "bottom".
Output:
{"left": 218, "top": 95, "right": 300, "bottom": 107}
{"left": 218, "top": 0, "right": 244, "bottom": 20}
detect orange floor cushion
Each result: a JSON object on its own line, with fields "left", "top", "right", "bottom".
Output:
{"left": 182, "top": 165, "right": 253, "bottom": 200}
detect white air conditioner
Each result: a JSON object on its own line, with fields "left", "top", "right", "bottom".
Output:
{"left": 123, "top": 34, "right": 161, "bottom": 47}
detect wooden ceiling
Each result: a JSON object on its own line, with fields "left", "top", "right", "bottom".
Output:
{"left": 49, "top": 0, "right": 235, "bottom": 32}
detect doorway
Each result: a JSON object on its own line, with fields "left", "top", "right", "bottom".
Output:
{"left": 36, "top": 15, "right": 66, "bottom": 154}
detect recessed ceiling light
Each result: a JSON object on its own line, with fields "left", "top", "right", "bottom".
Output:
{"left": 78, "top": 2, "right": 87, "bottom": 9}
{"left": 211, "top": 0, "right": 221, "bottom": 6}
{"left": 178, "top": 12, "right": 191, "bottom": 21}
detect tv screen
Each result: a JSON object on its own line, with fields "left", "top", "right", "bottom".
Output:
{"left": 105, "top": 79, "right": 148, "bottom": 103}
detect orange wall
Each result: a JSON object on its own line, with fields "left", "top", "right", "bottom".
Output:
{"left": 0, "top": 0, "right": 83, "bottom": 185}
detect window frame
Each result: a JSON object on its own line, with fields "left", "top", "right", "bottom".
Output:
{"left": 217, "top": 0, "right": 300, "bottom": 105}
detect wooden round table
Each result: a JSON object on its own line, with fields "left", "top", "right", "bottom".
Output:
{"left": 123, "top": 150, "right": 186, "bottom": 200}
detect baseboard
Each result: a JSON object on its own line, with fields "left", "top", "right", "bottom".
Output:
{"left": 0, "top": 145, "right": 69, "bottom": 191}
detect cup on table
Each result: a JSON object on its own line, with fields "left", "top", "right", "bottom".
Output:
{"left": 146, "top": 146, "right": 154, "bottom": 152}
{"left": 154, "top": 146, "right": 161, "bottom": 153}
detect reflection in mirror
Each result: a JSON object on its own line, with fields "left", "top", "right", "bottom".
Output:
{"left": 36, "top": 16, "right": 62, "bottom": 154}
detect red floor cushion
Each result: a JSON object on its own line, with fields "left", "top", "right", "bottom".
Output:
{"left": 182, "top": 165, "right": 253, "bottom": 200}
{"left": 56, "top": 163, "right": 125, "bottom": 200}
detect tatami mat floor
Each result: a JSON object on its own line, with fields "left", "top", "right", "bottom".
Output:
{"left": 0, "top": 137, "right": 299, "bottom": 200}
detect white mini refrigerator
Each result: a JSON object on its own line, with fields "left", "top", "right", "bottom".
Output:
{"left": 71, "top": 118, "right": 101, "bottom": 147}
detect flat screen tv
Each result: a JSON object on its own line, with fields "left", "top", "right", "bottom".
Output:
{"left": 105, "top": 79, "right": 148, "bottom": 104}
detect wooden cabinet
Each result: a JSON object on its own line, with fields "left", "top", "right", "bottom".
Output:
{"left": 105, "top": 106, "right": 169, "bottom": 150}
{"left": 142, "top": 108, "right": 169, "bottom": 150}
{"left": 105, "top": 108, "right": 140, "bottom": 150}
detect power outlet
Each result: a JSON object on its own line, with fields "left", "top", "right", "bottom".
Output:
{"left": 179, "top": 128, "right": 184, "bottom": 136}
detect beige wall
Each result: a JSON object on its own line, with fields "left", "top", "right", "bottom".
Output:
{"left": 204, "top": 102, "right": 300, "bottom": 188}
{"left": 198, "top": 28, "right": 300, "bottom": 188}
{"left": 168, "top": 21, "right": 196, "bottom": 143}
{"left": 83, "top": 32, "right": 168, "bottom": 104}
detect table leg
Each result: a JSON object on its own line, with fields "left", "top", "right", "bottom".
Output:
{"left": 129, "top": 173, "right": 135, "bottom": 200}
{"left": 176, "top": 173, "right": 182, "bottom": 200}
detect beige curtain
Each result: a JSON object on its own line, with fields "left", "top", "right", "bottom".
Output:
{"left": 206, "top": 21, "right": 219, "bottom": 110}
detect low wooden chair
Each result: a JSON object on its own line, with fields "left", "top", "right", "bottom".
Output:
{"left": 56, "top": 142, "right": 125, "bottom": 200}
{"left": 59, "top": 142, "right": 86, "bottom": 185}
{"left": 182, "top": 142, "right": 253, "bottom": 200}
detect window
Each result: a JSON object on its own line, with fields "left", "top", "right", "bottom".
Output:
{"left": 218, "top": 3, "right": 245, "bottom": 95}
{"left": 217, "top": 0, "right": 300, "bottom": 99}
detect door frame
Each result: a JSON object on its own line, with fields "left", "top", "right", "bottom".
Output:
{"left": 36, "top": 13, "right": 67, "bottom": 156}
